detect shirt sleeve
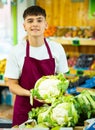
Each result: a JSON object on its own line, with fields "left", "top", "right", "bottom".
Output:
{"left": 56, "top": 44, "right": 69, "bottom": 74}
{"left": 4, "top": 49, "right": 20, "bottom": 79}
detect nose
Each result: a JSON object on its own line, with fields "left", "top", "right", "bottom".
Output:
{"left": 32, "top": 21, "right": 38, "bottom": 27}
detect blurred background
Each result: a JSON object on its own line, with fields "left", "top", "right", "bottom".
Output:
{"left": 0, "top": 0, "right": 95, "bottom": 128}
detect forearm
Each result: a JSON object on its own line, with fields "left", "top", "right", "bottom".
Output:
{"left": 5, "top": 78, "right": 30, "bottom": 96}
{"left": 9, "top": 84, "right": 30, "bottom": 96}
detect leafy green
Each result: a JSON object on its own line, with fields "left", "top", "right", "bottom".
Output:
{"left": 36, "top": 101, "right": 79, "bottom": 127}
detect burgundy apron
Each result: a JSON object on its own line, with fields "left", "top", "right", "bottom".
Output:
{"left": 12, "top": 39, "right": 55, "bottom": 126}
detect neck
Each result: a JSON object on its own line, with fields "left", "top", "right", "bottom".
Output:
{"left": 27, "top": 36, "right": 45, "bottom": 47}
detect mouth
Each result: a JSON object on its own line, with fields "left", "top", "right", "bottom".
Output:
{"left": 31, "top": 29, "right": 40, "bottom": 31}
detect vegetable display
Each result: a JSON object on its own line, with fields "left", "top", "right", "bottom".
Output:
{"left": 21, "top": 73, "right": 95, "bottom": 128}
{"left": 28, "top": 89, "right": 95, "bottom": 128}
{"left": 29, "top": 96, "right": 79, "bottom": 128}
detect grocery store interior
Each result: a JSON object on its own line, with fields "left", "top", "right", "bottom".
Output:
{"left": 0, "top": 0, "right": 95, "bottom": 129}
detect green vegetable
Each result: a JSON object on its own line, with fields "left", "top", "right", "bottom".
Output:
{"left": 75, "top": 89, "right": 95, "bottom": 121}
{"left": 28, "top": 105, "right": 49, "bottom": 120}
{"left": 37, "top": 101, "right": 79, "bottom": 127}
{"left": 30, "top": 73, "right": 69, "bottom": 105}
{"left": 33, "top": 123, "right": 48, "bottom": 128}
{"left": 28, "top": 86, "right": 95, "bottom": 128}
{"left": 51, "top": 126, "right": 61, "bottom": 130}
{"left": 25, "top": 124, "right": 33, "bottom": 128}
{"left": 51, "top": 102, "right": 78, "bottom": 127}
{"left": 79, "top": 90, "right": 95, "bottom": 110}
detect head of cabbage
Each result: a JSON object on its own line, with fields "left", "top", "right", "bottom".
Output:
{"left": 30, "top": 73, "right": 69, "bottom": 105}
{"left": 37, "top": 102, "right": 79, "bottom": 127}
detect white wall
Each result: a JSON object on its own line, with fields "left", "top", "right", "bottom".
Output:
{"left": 0, "top": 0, "right": 12, "bottom": 60}
{"left": 17, "top": 0, "right": 35, "bottom": 43}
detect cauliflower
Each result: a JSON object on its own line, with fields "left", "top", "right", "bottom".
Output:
{"left": 51, "top": 103, "right": 69, "bottom": 125}
{"left": 30, "top": 73, "right": 69, "bottom": 105}
{"left": 38, "top": 78, "right": 60, "bottom": 98}
{"left": 37, "top": 102, "right": 79, "bottom": 127}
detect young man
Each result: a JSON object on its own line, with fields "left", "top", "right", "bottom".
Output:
{"left": 5, "top": 5, "right": 69, "bottom": 126}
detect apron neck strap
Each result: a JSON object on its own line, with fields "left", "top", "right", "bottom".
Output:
{"left": 44, "top": 38, "right": 52, "bottom": 58}
{"left": 26, "top": 40, "right": 29, "bottom": 57}
{"left": 26, "top": 39, "right": 53, "bottom": 58}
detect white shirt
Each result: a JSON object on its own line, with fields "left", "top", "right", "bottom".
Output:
{"left": 5, "top": 38, "right": 69, "bottom": 79}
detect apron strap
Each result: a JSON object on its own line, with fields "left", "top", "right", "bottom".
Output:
{"left": 26, "top": 39, "right": 53, "bottom": 58}
{"left": 26, "top": 40, "right": 29, "bottom": 57}
{"left": 44, "top": 38, "right": 53, "bottom": 58}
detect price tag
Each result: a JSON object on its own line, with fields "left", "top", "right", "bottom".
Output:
{"left": 72, "top": 39, "right": 80, "bottom": 46}
{"left": 76, "top": 70, "right": 84, "bottom": 76}
{"left": 67, "top": 87, "right": 76, "bottom": 94}
{"left": 0, "top": 74, "right": 4, "bottom": 80}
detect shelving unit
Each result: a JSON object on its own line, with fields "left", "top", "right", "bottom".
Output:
{"left": 50, "top": 37, "right": 95, "bottom": 55}
{"left": 50, "top": 37, "right": 95, "bottom": 46}
{"left": 50, "top": 37, "right": 95, "bottom": 83}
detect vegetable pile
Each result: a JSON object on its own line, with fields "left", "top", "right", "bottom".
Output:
{"left": 75, "top": 89, "right": 95, "bottom": 124}
{"left": 25, "top": 73, "right": 95, "bottom": 129}
{"left": 28, "top": 99, "right": 78, "bottom": 128}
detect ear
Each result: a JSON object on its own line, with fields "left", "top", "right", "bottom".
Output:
{"left": 45, "top": 22, "right": 48, "bottom": 29}
{"left": 23, "top": 23, "right": 26, "bottom": 31}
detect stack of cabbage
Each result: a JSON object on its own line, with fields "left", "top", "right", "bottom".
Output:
{"left": 29, "top": 73, "right": 76, "bottom": 128}
{"left": 27, "top": 73, "right": 95, "bottom": 129}
{"left": 29, "top": 95, "right": 79, "bottom": 128}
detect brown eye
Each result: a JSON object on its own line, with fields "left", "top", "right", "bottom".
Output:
{"left": 28, "top": 20, "right": 33, "bottom": 23}
{"left": 37, "top": 19, "right": 42, "bottom": 23}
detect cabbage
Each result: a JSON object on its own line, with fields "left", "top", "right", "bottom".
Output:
{"left": 30, "top": 73, "right": 69, "bottom": 105}
{"left": 37, "top": 102, "right": 79, "bottom": 127}
{"left": 29, "top": 93, "right": 79, "bottom": 128}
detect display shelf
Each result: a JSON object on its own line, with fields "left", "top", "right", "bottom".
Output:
{"left": 0, "top": 77, "right": 8, "bottom": 87}
{"left": 0, "top": 81, "right": 8, "bottom": 87}
{"left": 50, "top": 37, "right": 95, "bottom": 46}
{"left": 49, "top": 37, "right": 95, "bottom": 55}
{"left": 76, "top": 87, "right": 95, "bottom": 92}
{"left": 0, "top": 83, "right": 7, "bottom": 87}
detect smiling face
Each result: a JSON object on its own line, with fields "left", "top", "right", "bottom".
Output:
{"left": 23, "top": 15, "right": 48, "bottom": 38}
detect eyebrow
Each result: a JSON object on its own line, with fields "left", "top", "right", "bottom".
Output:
{"left": 26, "top": 16, "right": 44, "bottom": 21}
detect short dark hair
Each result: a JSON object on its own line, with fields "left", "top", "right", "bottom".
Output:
{"left": 23, "top": 5, "right": 46, "bottom": 19}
